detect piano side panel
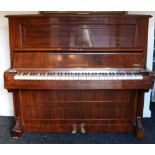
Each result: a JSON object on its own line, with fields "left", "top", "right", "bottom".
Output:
{"left": 13, "top": 52, "right": 145, "bottom": 68}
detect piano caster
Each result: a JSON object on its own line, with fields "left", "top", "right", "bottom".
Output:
{"left": 72, "top": 124, "right": 77, "bottom": 134}
{"left": 80, "top": 123, "right": 86, "bottom": 134}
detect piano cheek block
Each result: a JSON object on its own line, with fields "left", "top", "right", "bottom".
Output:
{"left": 4, "top": 12, "right": 153, "bottom": 138}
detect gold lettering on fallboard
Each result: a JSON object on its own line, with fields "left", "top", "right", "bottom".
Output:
{"left": 69, "top": 64, "right": 88, "bottom": 67}
{"left": 133, "top": 64, "right": 141, "bottom": 67}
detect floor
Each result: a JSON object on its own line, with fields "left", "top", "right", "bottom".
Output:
{"left": 0, "top": 103, "right": 155, "bottom": 144}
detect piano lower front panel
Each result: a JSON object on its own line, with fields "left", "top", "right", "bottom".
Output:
{"left": 17, "top": 90, "right": 137, "bottom": 132}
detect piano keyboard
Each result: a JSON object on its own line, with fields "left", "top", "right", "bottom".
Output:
{"left": 14, "top": 71, "right": 143, "bottom": 80}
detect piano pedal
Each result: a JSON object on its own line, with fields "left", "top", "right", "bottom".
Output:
{"left": 71, "top": 123, "right": 86, "bottom": 134}
{"left": 71, "top": 124, "right": 77, "bottom": 134}
{"left": 80, "top": 123, "right": 86, "bottom": 134}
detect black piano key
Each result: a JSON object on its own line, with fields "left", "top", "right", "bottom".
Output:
{"left": 17, "top": 73, "right": 22, "bottom": 75}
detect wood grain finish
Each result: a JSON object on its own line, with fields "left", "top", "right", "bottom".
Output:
{"left": 6, "top": 14, "right": 150, "bottom": 67}
{"left": 4, "top": 12, "right": 153, "bottom": 138}
{"left": 13, "top": 52, "right": 145, "bottom": 68}
{"left": 20, "top": 90, "right": 134, "bottom": 131}
{"left": 21, "top": 24, "right": 137, "bottom": 48}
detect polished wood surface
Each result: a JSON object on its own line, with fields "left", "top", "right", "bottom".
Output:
{"left": 13, "top": 53, "right": 145, "bottom": 68}
{"left": 6, "top": 13, "right": 150, "bottom": 66}
{"left": 4, "top": 12, "right": 153, "bottom": 138}
{"left": 20, "top": 90, "right": 136, "bottom": 131}
{"left": 19, "top": 23, "right": 138, "bottom": 48}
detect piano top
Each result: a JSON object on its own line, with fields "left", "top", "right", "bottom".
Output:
{"left": 5, "top": 12, "right": 152, "bottom": 18}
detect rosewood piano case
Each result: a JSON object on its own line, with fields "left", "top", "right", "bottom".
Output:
{"left": 4, "top": 12, "right": 153, "bottom": 138}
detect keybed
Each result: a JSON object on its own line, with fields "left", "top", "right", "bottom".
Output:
{"left": 14, "top": 70, "right": 144, "bottom": 80}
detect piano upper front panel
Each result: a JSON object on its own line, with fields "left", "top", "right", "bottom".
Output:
{"left": 12, "top": 17, "right": 146, "bottom": 49}
{"left": 7, "top": 15, "right": 149, "bottom": 68}
{"left": 21, "top": 24, "right": 137, "bottom": 48}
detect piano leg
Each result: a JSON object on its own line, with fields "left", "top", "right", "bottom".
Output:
{"left": 11, "top": 90, "right": 23, "bottom": 138}
{"left": 133, "top": 91, "right": 145, "bottom": 138}
{"left": 11, "top": 119, "right": 23, "bottom": 139}
{"left": 133, "top": 117, "right": 145, "bottom": 139}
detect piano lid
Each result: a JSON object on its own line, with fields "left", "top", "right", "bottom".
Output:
{"left": 5, "top": 12, "right": 151, "bottom": 18}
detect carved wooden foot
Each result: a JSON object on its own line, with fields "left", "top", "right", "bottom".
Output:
{"left": 11, "top": 119, "right": 23, "bottom": 139}
{"left": 133, "top": 117, "right": 145, "bottom": 139}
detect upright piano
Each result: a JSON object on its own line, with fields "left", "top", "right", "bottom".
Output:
{"left": 4, "top": 12, "right": 153, "bottom": 138}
